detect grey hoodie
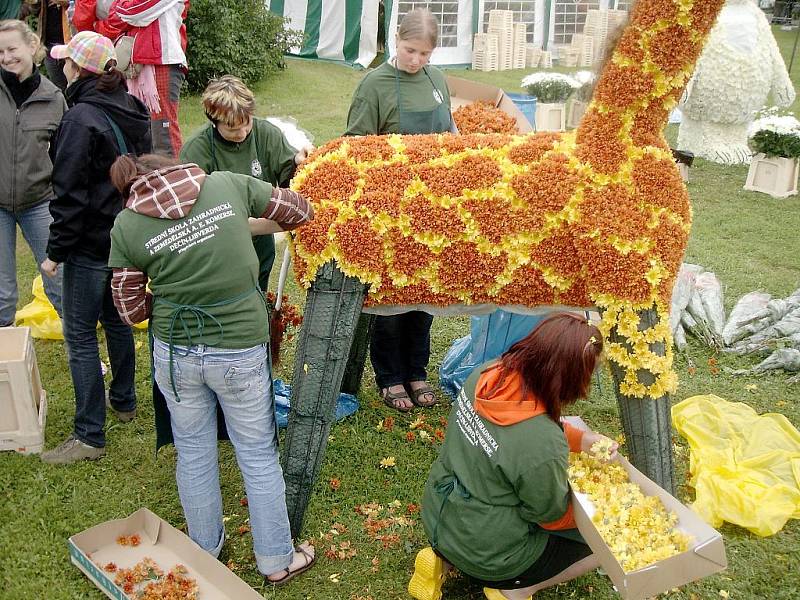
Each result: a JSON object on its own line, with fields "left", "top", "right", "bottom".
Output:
{"left": 0, "top": 72, "right": 67, "bottom": 213}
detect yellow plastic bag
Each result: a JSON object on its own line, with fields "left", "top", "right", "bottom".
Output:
{"left": 672, "top": 394, "right": 800, "bottom": 536}
{"left": 14, "top": 276, "right": 148, "bottom": 340}
{"left": 14, "top": 276, "right": 63, "bottom": 339}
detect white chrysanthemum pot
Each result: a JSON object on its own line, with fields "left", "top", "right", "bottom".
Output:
{"left": 535, "top": 102, "right": 566, "bottom": 132}
{"left": 744, "top": 153, "right": 799, "bottom": 198}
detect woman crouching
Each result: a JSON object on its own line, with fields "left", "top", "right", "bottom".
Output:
{"left": 107, "top": 153, "right": 317, "bottom": 585}
{"left": 413, "top": 313, "right": 617, "bottom": 600}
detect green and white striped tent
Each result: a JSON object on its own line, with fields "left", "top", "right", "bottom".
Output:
{"left": 268, "top": 1, "right": 631, "bottom": 68}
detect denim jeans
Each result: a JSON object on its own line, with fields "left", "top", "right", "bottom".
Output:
{"left": 152, "top": 338, "right": 294, "bottom": 575}
{"left": 0, "top": 203, "right": 63, "bottom": 327}
{"left": 63, "top": 254, "right": 136, "bottom": 447}
{"left": 370, "top": 311, "right": 434, "bottom": 388}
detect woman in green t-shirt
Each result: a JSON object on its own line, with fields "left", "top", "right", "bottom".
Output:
{"left": 108, "top": 153, "right": 317, "bottom": 586}
{"left": 345, "top": 8, "right": 455, "bottom": 413}
{"left": 412, "top": 314, "right": 616, "bottom": 600}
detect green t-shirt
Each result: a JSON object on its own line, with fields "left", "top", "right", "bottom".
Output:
{"left": 179, "top": 118, "right": 297, "bottom": 288}
{"left": 108, "top": 172, "right": 272, "bottom": 349}
{"left": 345, "top": 62, "right": 451, "bottom": 135}
{"left": 179, "top": 118, "right": 297, "bottom": 187}
{"left": 421, "top": 365, "right": 575, "bottom": 581}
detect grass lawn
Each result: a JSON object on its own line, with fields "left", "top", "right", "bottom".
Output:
{"left": 2, "top": 28, "right": 800, "bottom": 600}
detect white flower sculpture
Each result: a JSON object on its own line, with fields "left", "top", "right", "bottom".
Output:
{"left": 677, "top": 0, "right": 796, "bottom": 165}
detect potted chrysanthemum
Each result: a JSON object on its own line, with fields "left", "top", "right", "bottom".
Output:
{"left": 521, "top": 72, "right": 580, "bottom": 131}
{"left": 567, "top": 70, "right": 595, "bottom": 129}
{"left": 744, "top": 112, "right": 800, "bottom": 198}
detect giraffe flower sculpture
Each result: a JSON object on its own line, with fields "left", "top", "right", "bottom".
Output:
{"left": 281, "top": 0, "right": 728, "bottom": 536}
{"left": 292, "top": 0, "right": 725, "bottom": 399}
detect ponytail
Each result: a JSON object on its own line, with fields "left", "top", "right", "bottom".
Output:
{"left": 110, "top": 154, "right": 182, "bottom": 199}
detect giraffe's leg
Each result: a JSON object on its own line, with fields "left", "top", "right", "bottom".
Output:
{"left": 281, "top": 261, "right": 368, "bottom": 537}
{"left": 340, "top": 313, "right": 376, "bottom": 395}
{"left": 605, "top": 306, "right": 676, "bottom": 494}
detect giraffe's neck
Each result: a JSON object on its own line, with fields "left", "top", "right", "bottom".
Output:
{"left": 574, "top": 0, "right": 726, "bottom": 174}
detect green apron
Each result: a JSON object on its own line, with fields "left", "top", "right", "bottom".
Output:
{"left": 394, "top": 65, "right": 452, "bottom": 135}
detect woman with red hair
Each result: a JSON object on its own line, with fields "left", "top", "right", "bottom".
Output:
{"left": 413, "top": 313, "right": 617, "bottom": 600}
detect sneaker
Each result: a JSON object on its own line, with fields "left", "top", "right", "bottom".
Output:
{"left": 106, "top": 392, "right": 136, "bottom": 423}
{"left": 41, "top": 437, "right": 105, "bottom": 464}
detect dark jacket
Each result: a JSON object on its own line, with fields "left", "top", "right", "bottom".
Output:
{"left": 0, "top": 70, "right": 67, "bottom": 213}
{"left": 47, "top": 76, "right": 152, "bottom": 264}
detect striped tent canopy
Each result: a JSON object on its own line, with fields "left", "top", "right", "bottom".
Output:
{"left": 268, "top": 0, "right": 632, "bottom": 68}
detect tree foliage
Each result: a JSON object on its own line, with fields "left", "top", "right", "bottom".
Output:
{"left": 185, "top": 0, "right": 302, "bottom": 92}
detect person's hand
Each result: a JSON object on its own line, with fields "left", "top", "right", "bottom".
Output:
{"left": 294, "top": 144, "right": 315, "bottom": 166}
{"left": 580, "top": 430, "right": 619, "bottom": 461}
{"left": 41, "top": 258, "right": 59, "bottom": 278}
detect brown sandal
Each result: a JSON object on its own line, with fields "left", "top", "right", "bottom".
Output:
{"left": 267, "top": 543, "right": 317, "bottom": 586}
{"left": 382, "top": 387, "right": 413, "bottom": 413}
{"left": 407, "top": 383, "right": 438, "bottom": 408}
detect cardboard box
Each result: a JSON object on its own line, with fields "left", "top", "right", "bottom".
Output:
{"left": 564, "top": 417, "right": 727, "bottom": 600}
{"left": 0, "top": 326, "right": 47, "bottom": 454}
{"left": 446, "top": 76, "right": 533, "bottom": 133}
{"left": 69, "top": 508, "right": 265, "bottom": 600}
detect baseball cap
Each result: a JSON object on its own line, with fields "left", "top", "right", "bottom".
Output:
{"left": 51, "top": 31, "right": 117, "bottom": 74}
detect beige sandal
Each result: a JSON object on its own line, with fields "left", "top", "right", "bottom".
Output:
{"left": 267, "top": 544, "right": 316, "bottom": 586}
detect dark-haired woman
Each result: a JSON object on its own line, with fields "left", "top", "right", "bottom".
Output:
{"left": 40, "top": 30, "right": 151, "bottom": 465}
{"left": 413, "top": 313, "right": 616, "bottom": 600}
{"left": 107, "top": 153, "right": 316, "bottom": 584}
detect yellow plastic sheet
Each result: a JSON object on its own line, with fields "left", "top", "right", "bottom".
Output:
{"left": 15, "top": 276, "right": 148, "bottom": 340}
{"left": 672, "top": 394, "right": 800, "bottom": 536}
{"left": 14, "top": 276, "right": 64, "bottom": 339}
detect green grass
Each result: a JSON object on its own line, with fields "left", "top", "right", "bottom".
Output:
{"left": 3, "top": 33, "right": 800, "bottom": 599}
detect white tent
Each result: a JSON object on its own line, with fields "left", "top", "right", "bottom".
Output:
{"left": 269, "top": 0, "right": 631, "bottom": 68}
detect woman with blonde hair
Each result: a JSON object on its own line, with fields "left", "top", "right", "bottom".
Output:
{"left": 180, "top": 75, "right": 312, "bottom": 290}
{"left": 0, "top": 19, "right": 66, "bottom": 328}
{"left": 346, "top": 8, "right": 456, "bottom": 412}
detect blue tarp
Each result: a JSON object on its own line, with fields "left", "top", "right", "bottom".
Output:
{"left": 439, "top": 310, "right": 547, "bottom": 398}
{"left": 274, "top": 378, "right": 359, "bottom": 428}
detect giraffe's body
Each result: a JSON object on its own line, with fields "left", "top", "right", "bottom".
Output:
{"left": 290, "top": 0, "right": 726, "bottom": 399}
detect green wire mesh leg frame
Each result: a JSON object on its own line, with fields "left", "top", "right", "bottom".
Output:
{"left": 281, "top": 261, "right": 368, "bottom": 538}
{"left": 604, "top": 305, "right": 676, "bottom": 494}
{"left": 340, "top": 313, "right": 375, "bottom": 395}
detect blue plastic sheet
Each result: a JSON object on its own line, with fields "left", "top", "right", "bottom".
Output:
{"left": 439, "top": 310, "right": 547, "bottom": 398}
{"left": 273, "top": 378, "right": 359, "bottom": 428}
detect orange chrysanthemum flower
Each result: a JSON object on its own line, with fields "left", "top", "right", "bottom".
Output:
{"left": 630, "top": 0, "right": 677, "bottom": 29}
{"left": 387, "top": 229, "right": 435, "bottom": 278}
{"left": 575, "top": 109, "right": 628, "bottom": 175}
{"left": 453, "top": 101, "right": 518, "bottom": 135}
{"left": 594, "top": 64, "right": 655, "bottom": 111}
{"left": 333, "top": 216, "right": 386, "bottom": 275}
{"left": 357, "top": 164, "right": 414, "bottom": 218}
{"left": 347, "top": 137, "right": 396, "bottom": 162}
{"left": 508, "top": 132, "right": 561, "bottom": 165}
{"left": 416, "top": 154, "right": 503, "bottom": 197}
{"left": 579, "top": 184, "right": 650, "bottom": 242}
{"left": 298, "top": 160, "right": 359, "bottom": 203}
{"left": 498, "top": 263, "right": 557, "bottom": 307}
{"left": 648, "top": 24, "right": 700, "bottom": 76}
{"left": 631, "top": 154, "right": 691, "bottom": 221}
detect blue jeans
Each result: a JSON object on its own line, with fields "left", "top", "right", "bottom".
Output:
{"left": 152, "top": 338, "right": 293, "bottom": 575}
{"left": 0, "top": 203, "right": 63, "bottom": 327}
{"left": 63, "top": 255, "right": 136, "bottom": 447}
